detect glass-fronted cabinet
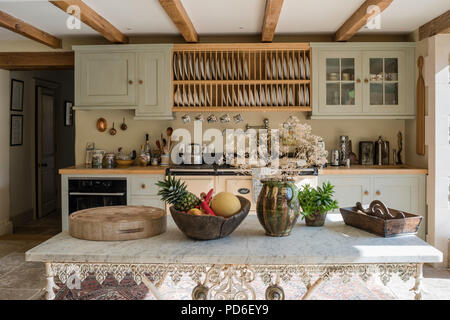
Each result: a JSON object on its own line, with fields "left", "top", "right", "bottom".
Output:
{"left": 311, "top": 43, "right": 415, "bottom": 119}
{"left": 319, "top": 52, "right": 362, "bottom": 114}
{"left": 363, "top": 51, "right": 405, "bottom": 114}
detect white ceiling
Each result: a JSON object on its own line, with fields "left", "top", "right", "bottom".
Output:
{"left": 0, "top": 0, "right": 448, "bottom": 41}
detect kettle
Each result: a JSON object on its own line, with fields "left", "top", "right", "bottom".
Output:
{"left": 374, "top": 136, "right": 389, "bottom": 165}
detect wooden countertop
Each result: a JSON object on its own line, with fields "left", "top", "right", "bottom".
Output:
{"left": 59, "top": 165, "right": 167, "bottom": 175}
{"left": 320, "top": 165, "right": 428, "bottom": 175}
{"left": 60, "top": 164, "right": 428, "bottom": 175}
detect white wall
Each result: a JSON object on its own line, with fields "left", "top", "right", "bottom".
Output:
{"left": 75, "top": 109, "right": 405, "bottom": 166}
{"left": 0, "top": 69, "right": 12, "bottom": 235}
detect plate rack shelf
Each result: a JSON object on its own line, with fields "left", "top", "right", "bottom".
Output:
{"left": 171, "top": 43, "right": 312, "bottom": 112}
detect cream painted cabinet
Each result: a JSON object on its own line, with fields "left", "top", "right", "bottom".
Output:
{"left": 74, "top": 45, "right": 173, "bottom": 119}
{"left": 76, "top": 52, "right": 136, "bottom": 106}
{"left": 311, "top": 43, "right": 415, "bottom": 119}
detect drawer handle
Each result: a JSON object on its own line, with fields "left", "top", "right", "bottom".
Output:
{"left": 356, "top": 78, "right": 361, "bottom": 83}
{"left": 128, "top": 80, "right": 133, "bottom": 85}
{"left": 141, "top": 184, "right": 146, "bottom": 189}
{"left": 364, "top": 78, "right": 369, "bottom": 83}
{"left": 376, "top": 190, "right": 381, "bottom": 196}
{"left": 139, "top": 80, "right": 143, "bottom": 84}
{"left": 238, "top": 188, "right": 250, "bottom": 195}
{"left": 364, "top": 190, "right": 369, "bottom": 196}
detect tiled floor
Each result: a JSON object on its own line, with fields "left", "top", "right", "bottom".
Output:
{"left": 0, "top": 213, "right": 449, "bottom": 300}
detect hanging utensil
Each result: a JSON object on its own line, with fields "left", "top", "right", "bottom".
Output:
{"left": 120, "top": 117, "right": 127, "bottom": 131}
{"left": 166, "top": 127, "right": 173, "bottom": 149}
{"left": 96, "top": 118, "right": 107, "bottom": 132}
{"left": 109, "top": 123, "right": 117, "bottom": 136}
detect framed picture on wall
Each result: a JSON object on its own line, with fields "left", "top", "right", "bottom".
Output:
{"left": 10, "top": 114, "right": 23, "bottom": 146}
{"left": 64, "top": 100, "right": 74, "bottom": 126}
{"left": 10, "top": 79, "right": 24, "bottom": 112}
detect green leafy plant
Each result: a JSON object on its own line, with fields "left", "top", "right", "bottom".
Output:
{"left": 297, "top": 182, "right": 339, "bottom": 219}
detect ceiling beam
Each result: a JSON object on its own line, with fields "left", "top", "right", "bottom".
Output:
{"left": 0, "top": 10, "right": 61, "bottom": 48}
{"left": 0, "top": 52, "right": 74, "bottom": 70}
{"left": 261, "top": 0, "right": 284, "bottom": 42}
{"left": 419, "top": 10, "right": 450, "bottom": 41}
{"left": 49, "top": 0, "right": 128, "bottom": 44}
{"left": 158, "top": 0, "right": 198, "bottom": 43}
{"left": 335, "top": 0, "right": 393, "bottom": 41}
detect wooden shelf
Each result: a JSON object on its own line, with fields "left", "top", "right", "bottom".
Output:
{"left": 171, "top": 43, "right": 312, "bottom": 113}
{"left": 172, "top": 106, "right": 312, "bottom": 112}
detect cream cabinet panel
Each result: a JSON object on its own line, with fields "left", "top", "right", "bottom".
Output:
{"left": 134, "top": 48, "right": 173, "bottom": 120}
{"left": 216, "top": 176, "right": 256, "bottom": 213}
{"left": 76, "top": 52, "right": 136, "bottom": 106}
{"left": 129, "top": 196, "right": 164, "bottom": 209}
{"left": 318, "top": 176, "right": 371, "bottom": 214}
{"left": 130, "top": 175, "right": 163, "bottom": 196}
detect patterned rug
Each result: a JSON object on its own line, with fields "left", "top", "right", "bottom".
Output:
{"left": 53, "top": 272, "right": 397, "bottom": 300}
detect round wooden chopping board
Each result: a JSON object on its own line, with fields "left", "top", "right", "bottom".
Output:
{"left": 69, "top": 206, "right": 166, "bottom": 241}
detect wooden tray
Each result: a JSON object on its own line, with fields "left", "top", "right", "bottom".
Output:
{"left": 339, "top": 206, "right": 422, "bottom": 237}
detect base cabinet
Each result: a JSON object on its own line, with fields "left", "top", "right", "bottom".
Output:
{"left": 319, "top": 174, "right": 426, "bottom": 239}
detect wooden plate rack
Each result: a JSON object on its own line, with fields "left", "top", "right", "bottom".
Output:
{"left": 171, "top": 43, "right": 312, "bottom": 112}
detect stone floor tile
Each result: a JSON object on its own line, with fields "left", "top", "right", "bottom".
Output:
{"left": 0, "top": 264, "right": 46, "bottom": 290}
{"left": 0, "top": 288, "right": 41, "bottom": 300}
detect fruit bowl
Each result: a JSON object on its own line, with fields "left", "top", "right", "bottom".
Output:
{"left": 169, "top": 196, "right": 250, "bottom": 240}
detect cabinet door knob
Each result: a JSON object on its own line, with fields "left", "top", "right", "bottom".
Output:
{"left": 376, "top": 190, "right": 381, "bottom": 196}
{"left": 364, "top": 190, "right": 369, "bottom": 195}
{"left": 364, "top": 78, "right": 369, "bottom": 83}
{"left": 139, "top": 80, "right": 143, "bottom": 84}
{"left": 356, "top": 79, "right": 361, "bottom": 83}
{"left": 141, "top": 184, "right": 146, "bottom": 189}
{"left": 129, "top": 80, "right": 133, "bottom": 85}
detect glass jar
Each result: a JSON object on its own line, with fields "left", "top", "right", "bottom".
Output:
{"left": 92, "top": 151, "right": 104, "bottom": 168}
{"left": 103, "top": 153, "right": 116, "bottom": 169}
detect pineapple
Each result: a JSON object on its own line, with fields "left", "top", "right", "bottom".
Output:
{"left": 157, "top": 174, "right": 201, "bottom": 211}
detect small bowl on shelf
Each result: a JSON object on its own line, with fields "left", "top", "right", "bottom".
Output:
{"left": 169, "top": 196, "right": 250, "bottom": 240}
{"left": 115, "top": 159, "right": 135, "bottom": 168}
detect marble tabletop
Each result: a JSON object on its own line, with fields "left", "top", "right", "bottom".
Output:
{"left": 26, "top": 215, "right": 442, "bottom": 265}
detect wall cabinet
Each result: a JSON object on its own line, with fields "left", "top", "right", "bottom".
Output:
{"left": 319, "top": 174, "right": 426, "bottom": 239}
{"left": 311, "top": 43, "right": 415, "bottom": 119}
{"left": 74, "top": 44, "right": 173, "bottom": 120}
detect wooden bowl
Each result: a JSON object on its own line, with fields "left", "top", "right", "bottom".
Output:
{"left": 115, "top": 159, "right": 135, "bottom": 167}
{"left": 169, "top": 196, "right": 250, "bottom": 240}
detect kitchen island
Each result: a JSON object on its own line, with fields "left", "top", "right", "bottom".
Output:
{"left": 26, "top": 215, "right": 442, "bottom": 300}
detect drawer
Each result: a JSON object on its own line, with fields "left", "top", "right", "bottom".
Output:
{"left": 129, "top": 196, "right": 165, "bottom": 209}
{"left": 130, "top": 176, "right": 163, "bottom": 196}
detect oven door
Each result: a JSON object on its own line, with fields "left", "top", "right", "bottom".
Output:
{"left": 68, "top": 192, "right": 126, "bottom": 214}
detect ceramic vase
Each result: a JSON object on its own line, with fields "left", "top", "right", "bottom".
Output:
{"left": 256, "top": 179, "right": 299, "bottom": 237}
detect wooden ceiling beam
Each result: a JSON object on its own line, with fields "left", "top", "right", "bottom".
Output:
{"left": 419, "top": 10, "right": 450, "bottom": 41}
{"left": 49, "top": 0, "right": 128, "bottom": 44}
{"left": 335, "top": 0, "right": 393, "bottom": 41}
{"left": 0, "top": 10, "right": 61, "bottom": 48}
{"left": 261, "top": 0, "right": 284, "bottom": 42}
{"left": 158, "top": 0, "right": 198, "bottom": 43}
{"left": 0, "top": 52, "right": 74, "bottom": 70}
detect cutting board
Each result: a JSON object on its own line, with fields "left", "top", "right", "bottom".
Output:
{"left": 69, "top": 206, "right": 166, "bottom": 241}
{"left": 416, "top": 56, "right": 425, "bottom": 155}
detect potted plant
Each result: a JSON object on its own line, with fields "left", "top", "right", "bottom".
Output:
{"left": 298, "top": 182, "right": 339, "bottom": 227}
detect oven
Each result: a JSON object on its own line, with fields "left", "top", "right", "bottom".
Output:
{"left": 68, "top": 178, "right": 127, "bottom": 214}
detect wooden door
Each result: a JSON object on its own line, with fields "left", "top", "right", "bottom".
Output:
{"left": 36, "top": 87, "right": 57, "bottom": 218}
{"left": 362, "top": 51, "right": 405, "bottom": 114}
{"left": 318, "top": 176, "right": 371, "bottom": 214}
{"left": 318, "top": 51, "right": 363, "bottom": 115}
{"left": 77, "top": 52, "right": 136, "bottom": 106}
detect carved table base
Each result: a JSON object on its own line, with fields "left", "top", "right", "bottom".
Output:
{"left": 45, "top": 262, "right": 424, "bottom": 300}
